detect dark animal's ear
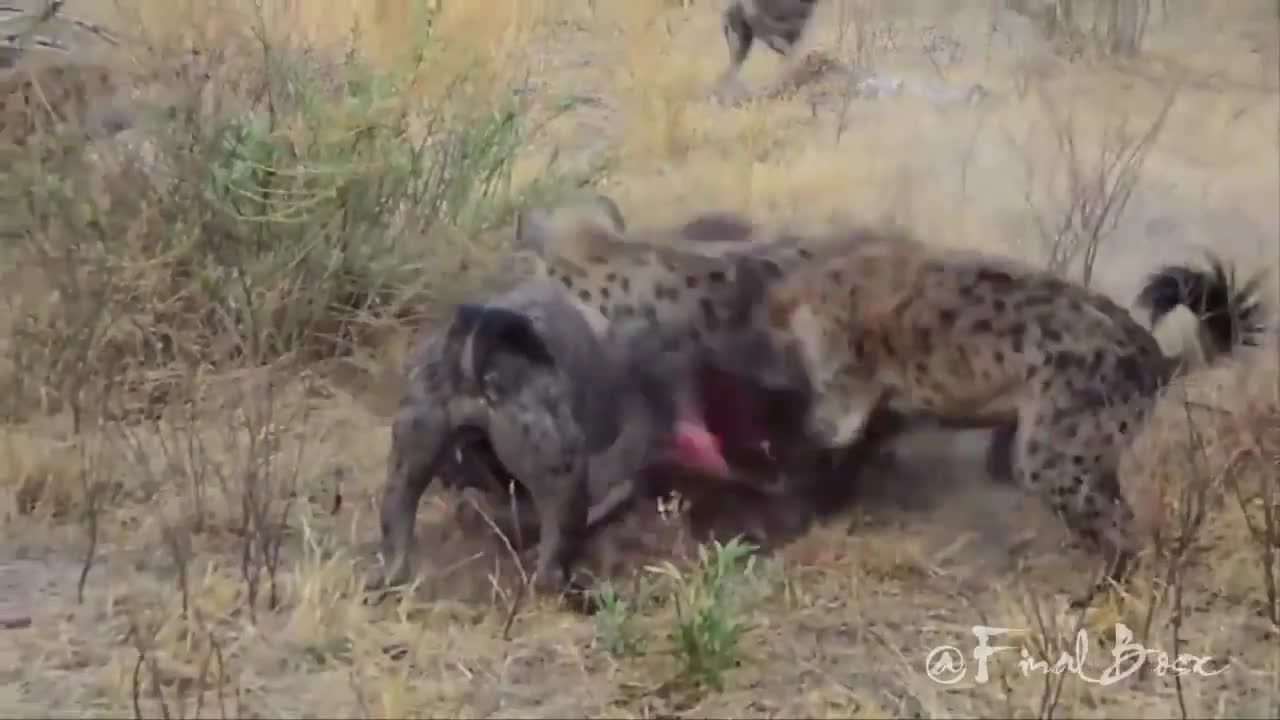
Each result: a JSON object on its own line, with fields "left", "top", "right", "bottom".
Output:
{"left": 451, "top": 304, "right": 555, "bottom": 383}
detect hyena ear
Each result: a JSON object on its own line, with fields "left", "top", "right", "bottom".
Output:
{"left": 514, "top": 207, "right": 554, "bottom": 256}
{"left": 588, "top": 193, "right": 627, "bottom": 233}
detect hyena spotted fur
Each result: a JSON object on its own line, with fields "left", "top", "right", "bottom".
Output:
{"left": 725, "top": 224, "right": 1268, "bottom": 602}
{"left": 377, "top": 276, "right": 730, "bottom": 597}
{"left": 712, "top": 0, "right": 822, "bottom": 103}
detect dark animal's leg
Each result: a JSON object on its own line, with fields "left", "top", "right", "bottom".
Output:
{"left": 377, "top": 402, "right": 451, "bottom": 590}
{"left": 986, "top": 421, "right": 1018, "bottom": 485}
{"left": 488, "top": 400, "right": 590, "bottom": 593}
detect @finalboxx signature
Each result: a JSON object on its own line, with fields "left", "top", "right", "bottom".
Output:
{"left": 924, "top": 624, "right": 1228, "bottom": 686}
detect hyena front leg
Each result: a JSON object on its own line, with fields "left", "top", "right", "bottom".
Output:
{"left": 486, "top": 392, "right": 590, "bottom": 593}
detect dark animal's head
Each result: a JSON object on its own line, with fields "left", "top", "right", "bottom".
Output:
{"left": 606, "top": 318, "right": 734, "bottom": 480}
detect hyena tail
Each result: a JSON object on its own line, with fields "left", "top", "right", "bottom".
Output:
{"left": 1136, "top": 254, "right": 1270, "bottom": 371}
{"left": 448, "top": 304, "right": 555, "bottom": 387}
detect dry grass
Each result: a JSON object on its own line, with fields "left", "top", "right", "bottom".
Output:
{"left": 2, "top": 0, "right": 1279, "bottom": 716}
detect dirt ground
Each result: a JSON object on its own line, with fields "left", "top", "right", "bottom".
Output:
{"left": 2, "top": 1, "right": 1279, "bottom": 717}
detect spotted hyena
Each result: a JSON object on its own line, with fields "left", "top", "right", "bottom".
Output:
{"left": 511, "top": 197, "right": 969, "bottom": 523}
{"left": 723, "top": 223, "right": 1268, "bottom": 600}
{"left": 1, "top": 49, "right": 220, "bottom": 155}
{"left": 376, "top": 274, "right": 731, "bottom": 598}
{"left": 0, "top": 59, "right": 136, "bottom": 147}
{"left": 711, "top": 0, "right": 822, "bottom": 103}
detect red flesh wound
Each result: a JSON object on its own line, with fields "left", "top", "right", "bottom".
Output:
{"left": 699, "top": 365, "right": 766, "bottom": 443}
{"left": 664, "top": 365, "right": 772, "bottom": 477}
{"left": 670, "top": 418, "right": 731, "bottom": 477}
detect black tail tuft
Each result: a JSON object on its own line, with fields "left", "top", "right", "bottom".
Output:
{"left": 449, "top": 304, "right": 555, "bottom": 385}
{"left": 1136, "top": 254, "right": 1270, "bottom": 358}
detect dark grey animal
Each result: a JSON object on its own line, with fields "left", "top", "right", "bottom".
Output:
{"left": 712, "top": 0, "right": 821, "bottom": 103}
{"left": 376, "top": 278, "right": 724, "bottom": 596}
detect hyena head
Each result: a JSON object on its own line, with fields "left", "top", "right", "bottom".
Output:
{"left": 718, "top": 253, "right": 823, "bottom": 396}
{"left": 512, "top": 193, "right": 628, "bottom": 270}
{"left": 607, "top": 315, "right": 732, "bottom": 477}
{"left": 501, "top": 192, "right": 631, "bottom": 335}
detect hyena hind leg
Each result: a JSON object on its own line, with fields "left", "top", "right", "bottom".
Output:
{"left": 1012, "top": 412, "right": 1141, "bottom": 606}
{"left": 376, "top": 403, "right": 454, "bottom": 593}
{"left": 1058, "top": 477, "right": 1139, "bottom": 609}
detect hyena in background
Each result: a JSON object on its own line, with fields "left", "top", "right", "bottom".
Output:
{"left": 1, "top": 49, "right": 220, "bottom": 161}
{"left": 726, "top": 225, "right": 1268, "bottom": 603}
{"left": 376, "top": 277, "right": 730, "bottom": 598}
{"left": 0, "top": 59, "right": 136, "bottom": 146}
{"left": 711, "top": 0, "right": 822, "bottom": 103}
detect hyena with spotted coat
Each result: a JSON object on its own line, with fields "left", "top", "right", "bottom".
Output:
{"left": 725, "top": 224, "right": 1267, "bottom": 599}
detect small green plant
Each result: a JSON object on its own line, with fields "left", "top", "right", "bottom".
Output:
{"left": 646, "top": 536, "right": 762, "bottom": 691}
{"left": 591, "top": 580, "right": 646, "bottom": 658}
